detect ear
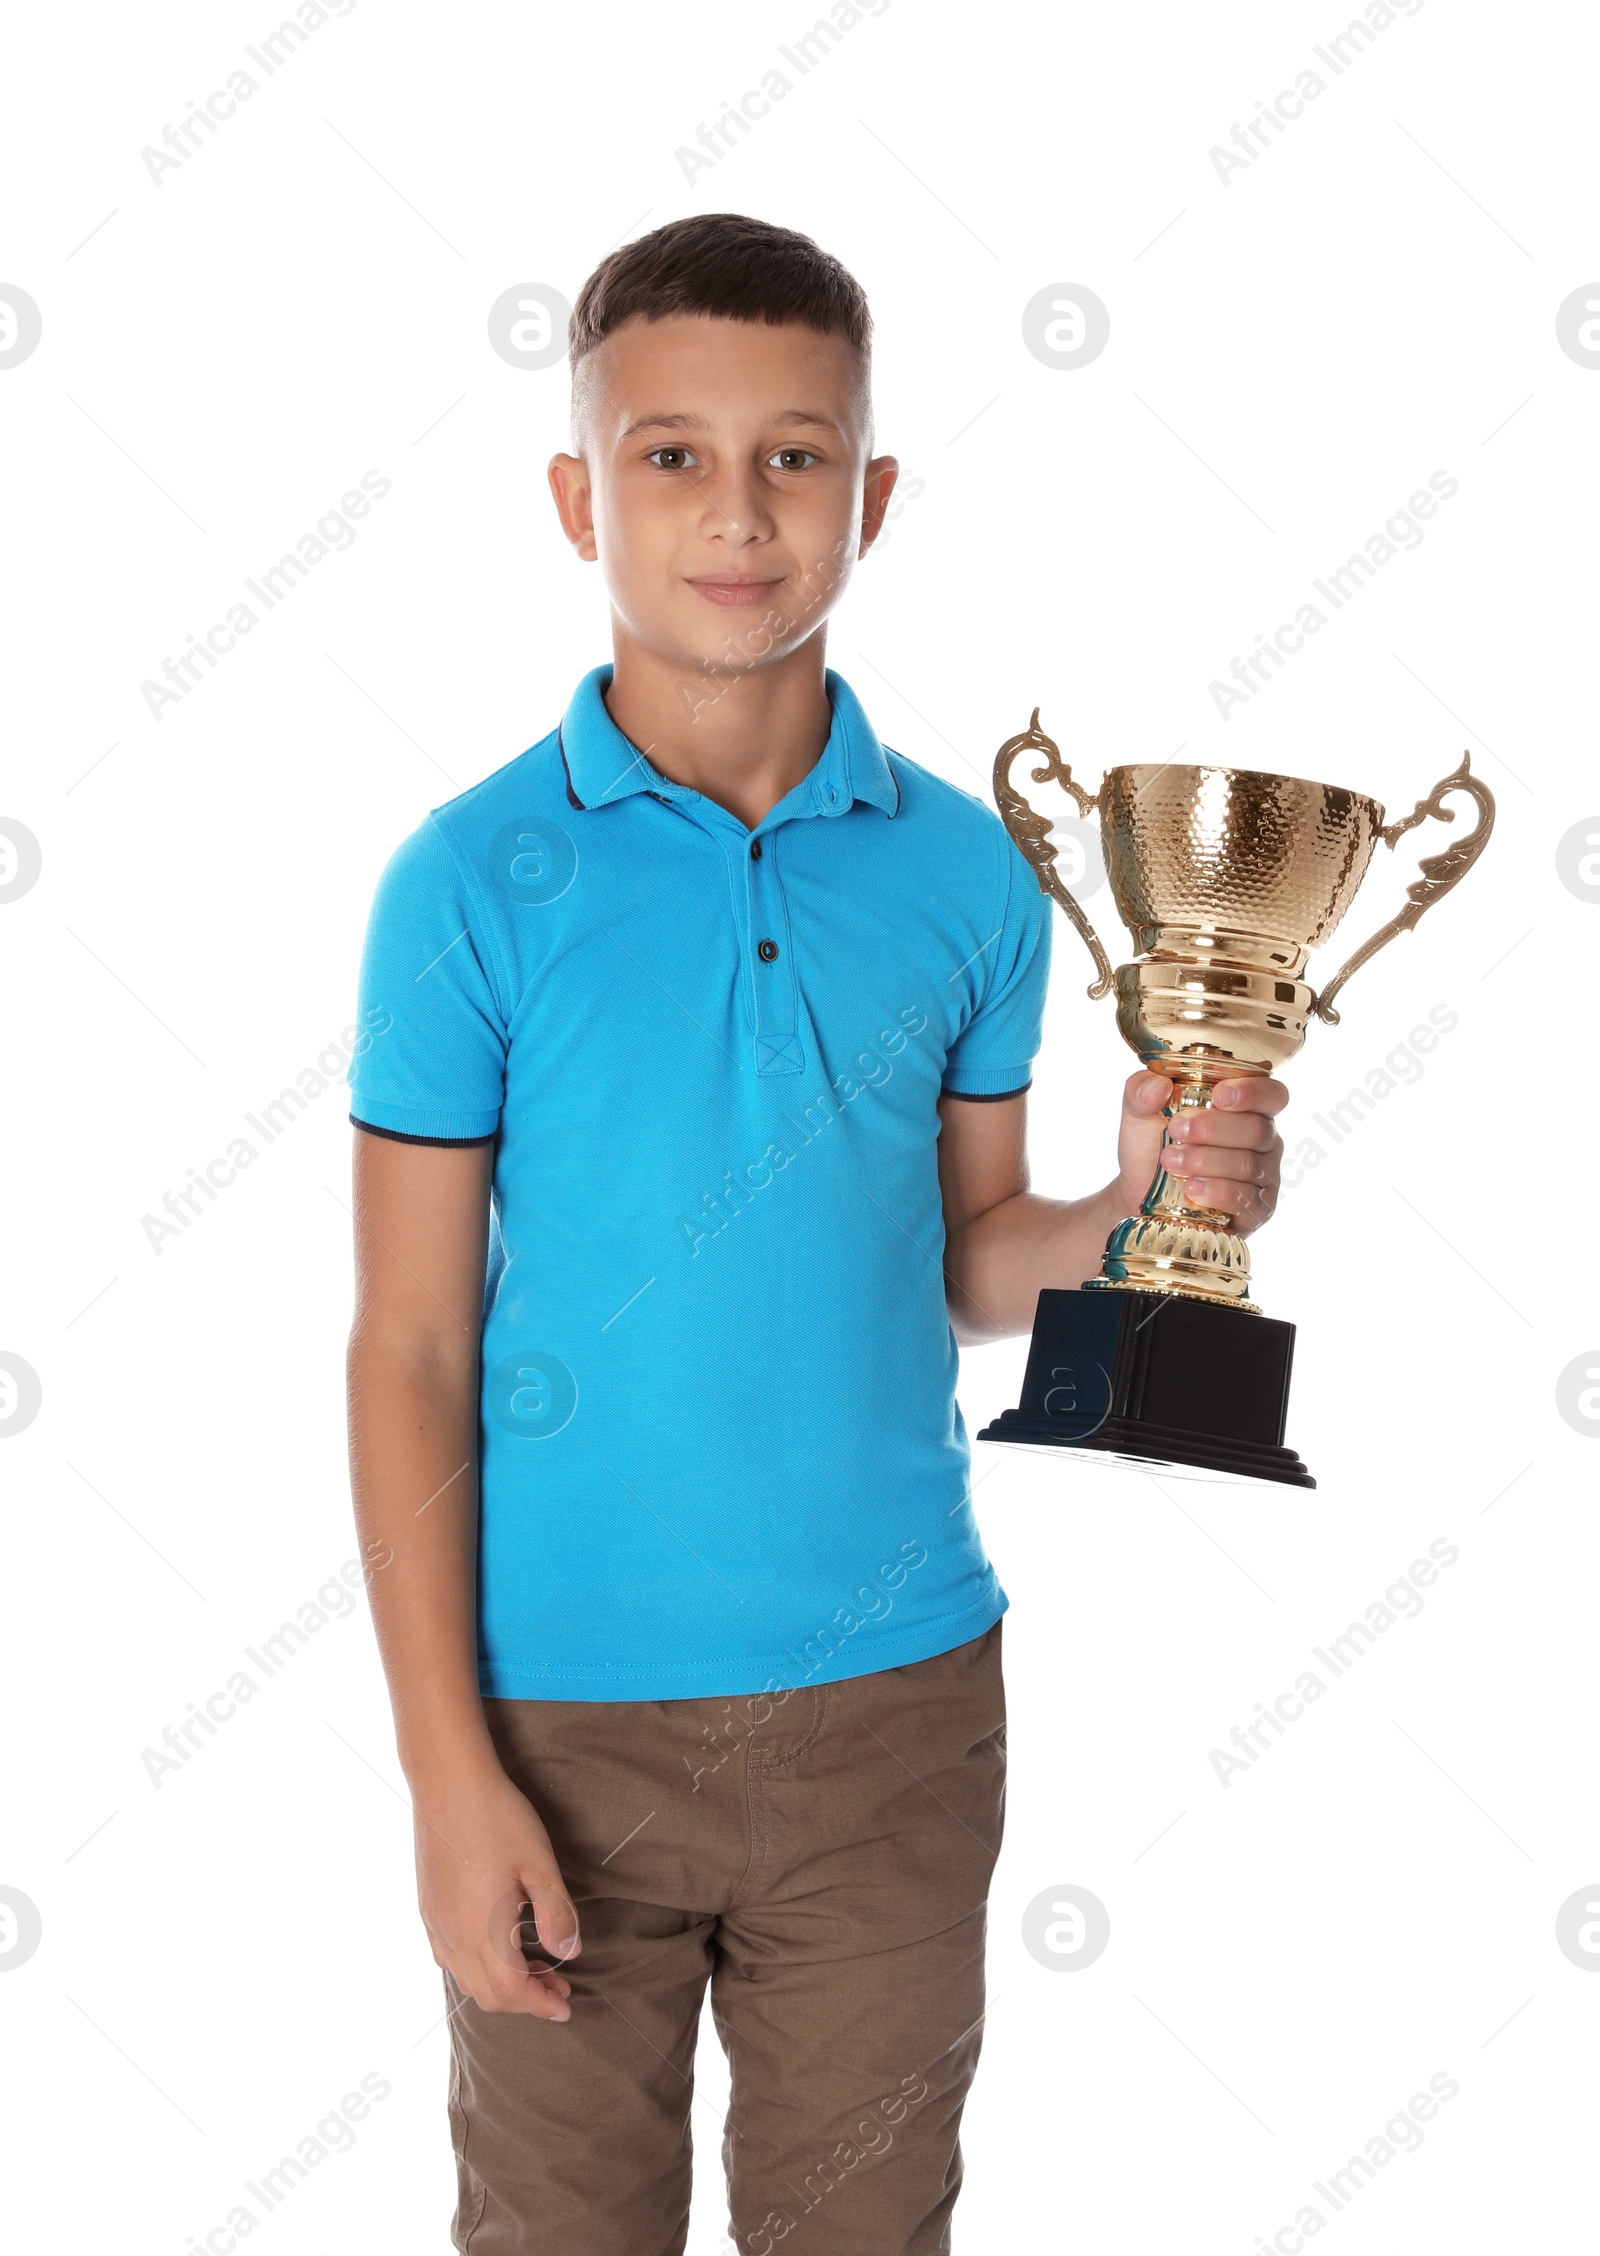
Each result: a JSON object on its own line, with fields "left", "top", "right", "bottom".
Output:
{"left": 857, "top": 455, "right": 900, "bottom": 560}
{"left": 547, "top": 453, "right": 598, "bottom": 562}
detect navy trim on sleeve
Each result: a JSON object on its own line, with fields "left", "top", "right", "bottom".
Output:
{"left": 940, "top": 1081, "right": 1032, "bottom": 1103}
{"left": 350, "top": 1116, "right": 497, "bottom": 1148}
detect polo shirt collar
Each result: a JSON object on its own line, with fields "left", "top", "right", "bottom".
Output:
{"left": 557, "top": 665, "right": 899, "bottom": 821}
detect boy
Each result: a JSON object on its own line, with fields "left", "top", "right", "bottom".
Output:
{"left": 346, "top": 212, "right": 1285, "bottom": 2254}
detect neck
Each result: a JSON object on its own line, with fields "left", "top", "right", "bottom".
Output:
{"left": 601, "top": 625, "right": 833, "bottom": 830}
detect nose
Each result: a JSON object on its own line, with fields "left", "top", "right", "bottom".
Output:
{"left": 694, "top": 456, "right": 776, "bottom": 548}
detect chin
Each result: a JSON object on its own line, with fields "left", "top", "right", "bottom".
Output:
{"left": 672, "top": 609, "right": 789, "bottom": 674}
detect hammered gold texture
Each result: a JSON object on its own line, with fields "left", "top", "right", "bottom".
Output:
{"left": 994, "top": 718, "right": 1497, "bottom": 1313}
{"left": 1101, "top": 764, "right": 1386, "bottom": 963}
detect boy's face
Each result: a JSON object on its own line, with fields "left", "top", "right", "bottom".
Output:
{"left": 548, "top": 314, "right": 898, "bottom": 679}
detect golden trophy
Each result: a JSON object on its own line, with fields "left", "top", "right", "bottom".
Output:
{"left": 977, "top": 712, "right": 1495, "bottom": 1486}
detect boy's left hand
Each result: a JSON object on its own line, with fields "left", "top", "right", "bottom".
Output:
{"left": 1114, "top": 1069, "right": 1289, "bottom": 1238}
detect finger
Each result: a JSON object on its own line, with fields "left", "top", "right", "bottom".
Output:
{"left": 481, "top": 1974, "right": 572, "bottom": 2019}
{"left": 1211, "top": 1075, "right": 1291, "bottom": 1116}
{"left": 457, "top": 1948, "right": 574, "bottom": 2020}
{"left": 1164, "top": 1144, "right": 1275, "bottom": 1189}
{"left": 1168, "top": 1111, "right": 1280, "bottom": 1153}
{"left": 524, "top": 1878, "right": 582, "bottom": 1964}
{"left": 481, "top": 1960, "right": 574, "bottom": 2013}
{"left": 1123, "top": 1069, "right": 1173, "bottom": 1116}
{"left": 1183, "top": 1175, "right": 1278, "bottom": 1226}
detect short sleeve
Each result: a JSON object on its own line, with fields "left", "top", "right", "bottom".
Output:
{"left": 941, "top": 828, "right": 1054, "bottom": 1100}
{"left": 347, "top": 814, "right": 508, "bottom": 1144}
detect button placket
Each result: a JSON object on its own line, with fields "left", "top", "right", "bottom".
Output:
{"left": 744, "top": 827, "right": 804, "bottom": 1076}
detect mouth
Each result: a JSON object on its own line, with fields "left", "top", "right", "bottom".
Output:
{"left": 684, "top": 574, "right": 789, "bottom": 609}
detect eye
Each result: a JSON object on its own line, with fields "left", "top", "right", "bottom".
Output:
{"left": 645, "top": 445, "right": 699, "bottom": 471}
{"left": 767, "top": 446, "right": 820, "bottom": 471}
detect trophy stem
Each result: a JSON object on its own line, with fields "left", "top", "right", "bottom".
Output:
{"left": 1084, "top": 1058, "right": 1261, "bottom": 1308}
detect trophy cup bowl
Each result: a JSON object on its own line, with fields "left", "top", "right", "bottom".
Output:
{"left": 978, "top": 713, "right": 1495, "bottom": 1485}
{"left": 1090, "top": 760, "right": 1388, "bottom": 1305}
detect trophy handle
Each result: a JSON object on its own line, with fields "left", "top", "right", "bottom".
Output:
{"left": 993, "top": 709, "right": 1114, "bottom": 1001}
{"left": 1313, "top": 753, "right": 1496, "bottom": 1025}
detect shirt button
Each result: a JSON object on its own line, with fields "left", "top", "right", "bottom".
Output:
{"left": 757, "top": 938, "right": 779, "bottom": 963}
{"left": 826, "top": 786, "right": 837, "bottom": 803}
{"left": 749, "top": 838, "right": 763, "bottom": 860}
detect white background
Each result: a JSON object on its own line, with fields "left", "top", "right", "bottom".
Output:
{"left": 2, "top": 1, "right": 1596, "bottom": 2249}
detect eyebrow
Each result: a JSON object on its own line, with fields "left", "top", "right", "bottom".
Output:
{"left": 620, "top": 408, "right": 842, "bottom": 438}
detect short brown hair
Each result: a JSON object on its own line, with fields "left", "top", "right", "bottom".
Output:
{"left": 569, "top": 213, "right": 872, "bottom": 371}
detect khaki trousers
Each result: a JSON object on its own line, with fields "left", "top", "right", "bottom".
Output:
{"left": 445, "top": 1620, "right": 1006, "bottom": 2254}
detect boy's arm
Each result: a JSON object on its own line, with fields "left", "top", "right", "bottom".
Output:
{"left": 347, "top": 1130, "right": 580, "bottom": 2019}
{"left": 938, "top": 1071, "right": 1287, "bottom": 1342}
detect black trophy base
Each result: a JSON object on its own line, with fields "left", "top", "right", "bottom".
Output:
{"left": 977, "top": 1287, "right": 1315, "bottom": 1488}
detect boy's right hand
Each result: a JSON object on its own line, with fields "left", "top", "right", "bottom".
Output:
{"left": 414, "top": 1762, "right": 582, "bottom": 2020}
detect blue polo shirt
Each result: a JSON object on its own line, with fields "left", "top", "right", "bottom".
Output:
{"left": 349, "top": 666, "right": 1052, "bottom": 1701}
